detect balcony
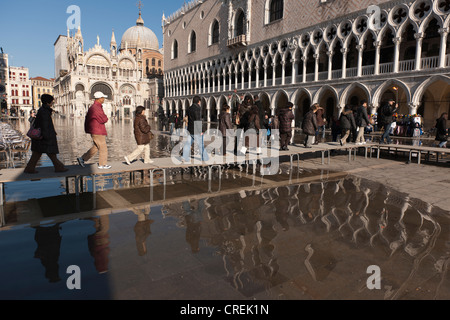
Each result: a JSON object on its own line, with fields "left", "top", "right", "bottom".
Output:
{"left": 227, "top": 35, "right": 247, "bottom": 48}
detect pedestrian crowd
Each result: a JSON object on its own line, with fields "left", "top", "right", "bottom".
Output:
{"left": 21, "top": 92, "right": 448, "bottom": 173}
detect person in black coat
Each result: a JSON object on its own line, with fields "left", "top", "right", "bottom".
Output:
{"left": 24, "top": 94, "right": 68, "bottom": 174}
{"left": 435, "top": 113, "right": 448, "bottom": 148}
{"left": 339, "top": 105, "right": 357, "bottom": 146}
{"left": 355, "top": 100, "right": 372, "bottom": 145}
{"left": 379, "top": 99, "right": 398, "bottom": 144}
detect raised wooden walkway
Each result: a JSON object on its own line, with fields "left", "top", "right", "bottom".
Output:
{"left": 0, "top": 141, "right": 448, "bottom": 227}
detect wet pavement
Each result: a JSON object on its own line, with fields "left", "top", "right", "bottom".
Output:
{"left": 0, "top": 118, "right": 449, "bottom": 300}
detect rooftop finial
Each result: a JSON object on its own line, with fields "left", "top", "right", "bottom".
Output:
{"left": 136, "top": 0, "right": 144, "bottom": 26}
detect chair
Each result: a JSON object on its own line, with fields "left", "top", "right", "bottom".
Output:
{"left": 0, "top": 142, "right": 11, "bottom": 168}
{"left": 10, "top": 138, "right": 31, "bottom": 165}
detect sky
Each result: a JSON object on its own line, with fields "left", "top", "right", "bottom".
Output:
{"left": 0, "top": 0, "right": 187, "bottom": 79}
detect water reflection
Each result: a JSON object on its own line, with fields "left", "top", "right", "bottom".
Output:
{"left": 0, "top": 173, "right": 449, "bottom": 299}
{"left": 33, "top": 223, "right": 62, "bottom": 283}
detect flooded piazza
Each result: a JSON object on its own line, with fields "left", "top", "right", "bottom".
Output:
{"left": 0, "top": 118, "right": 449, "bottom": 300}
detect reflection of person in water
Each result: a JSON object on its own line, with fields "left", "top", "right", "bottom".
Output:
{"left": 87, "top": 216, "right": 110, "bottom": 274}
{"left": 133, "top": 207, "right": 154, "bottom": 256}
{"left": 33, "top": 223, "right": 63, "bottom": 283}
{"left": 182, "top": 199, "right": 204, "bottom": 253}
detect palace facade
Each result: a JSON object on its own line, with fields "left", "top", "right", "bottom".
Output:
{"left": 163, "top": 0, "right": 450, "bottom": 129}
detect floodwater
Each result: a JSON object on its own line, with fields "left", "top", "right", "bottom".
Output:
{"left": 0, "top": 165, "right": 449, "bottom": 300}
{"left": 0, "top": 118, "right": 449, "bottom": 300}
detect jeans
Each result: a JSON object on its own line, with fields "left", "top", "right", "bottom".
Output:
{"left": 183, "top": 135, "right": 209, "bottom": 162}
{"left": 438, "top": 141, "right": 447, "bottom": 148}
{"left": 169, "top": 123, "right": 175, "bottom": 135}
{"left": 316, "top": 125, "right": 326, "bottom": 140}
{"left": 381, "top": 123, "right": 393, "bottom": 143}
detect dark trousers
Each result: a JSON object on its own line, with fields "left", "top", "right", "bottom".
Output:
{"left": 25, "top": 151, "right": 66, "bottom": 173}
{"left": 280, "top": 131, "right": 292, "bottom": 149}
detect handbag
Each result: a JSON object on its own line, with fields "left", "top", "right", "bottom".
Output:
{"left": 149, "top": 131, "right": 155, "bottom": 140}
{"left": 27, "top": 121, "right": 43, "bottom": 140}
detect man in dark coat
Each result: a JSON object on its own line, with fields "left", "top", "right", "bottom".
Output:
{"left": 355, "top": 100, "right": 372, "bottom": 145}
{"left": 339, "top": 105, "right": 357, "bottom": 146}
{"left": 302, "top": 104, "right": 319, "bottom": 148}
{"left": 254, "top": 95, "right": 265, "bottom": 131}
{"left": 182, "top": 96, "right": 209, "bottom": 162}
{"left": 315, "top": 106, "right": 326, "bottom": 144}
{"left": 435, "top": 113, "right": 448, "bottom": 148}
{"left": 277, "top": 102, "right": 295, "bottom": 151}
{"left": 219, "top": 104, "right": 233, "bottom": 155}
{"left": 124, "top": 106, "right": 154, "bottom": 165}
{"left": 24, "top": 94, "right": 68, "bottom": 174}
{"left": 379, "top": 99, "right": 398, "bottom": 144}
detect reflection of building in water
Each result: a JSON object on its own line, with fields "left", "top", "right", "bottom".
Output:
{"left": 33, "top": 223, "right": 63, "bottom": 283}
{"left": 53, "top": 6, "right": 164, "bottom": 119}
{"left": 87, "top": 216, "right": 111, "bottom": 274}
{"left": 162, "top": 176, "right": 448, "bottom": 298}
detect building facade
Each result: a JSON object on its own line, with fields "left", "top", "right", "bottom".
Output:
{"left": 0, "top": 52, "right": 9, "bottom": 113}
{"left": 8, "top": 66, "right": 33, "bottom": 116}
{"left": 53, "top": 9, "right": 164, "bottom": 119}
{"left": 163, "top": 0, "right": 450, "bottom": 129}
{"left": 31, "top": 77, "right": 54, "bottom": 110}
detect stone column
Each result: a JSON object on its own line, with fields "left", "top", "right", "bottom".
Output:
{"left": 255, "top": 66, "right": 260, "bottom": 88}
{"left": 415, "top": 33, "right": 424, "bottom": 71}
{"left": 241, "top": 68, "right": 245, "bottom": 90}
{"left": 302, "top": 56, "right": 307, "bottom": 83}
{"left": 393, "top": 37, "right": 401, "bottom": 73}
{"left": 439, "top": 28, "right": 449, "bottom": 68}
{"left": 314, "top": 53, "right": 319, "bottom": 82}
{"left": 341, "top": 48, "right": 348, "bottom": 79}
{"left": 264, "top": 64, "right": 268, "bottom": 87}
{"left": 408, "top": 102, "right": 419, "bottom": 116}
{"left": 327, "top": 51, "right": 333, "bottom": 80}
{"left": 281, "top": 60, "right": 286, "bottom": 85}
{"left": 248, "top": 68, "right": 252, "bottom": 89}
{"left": 292, "top": 59, "right": 297, "bottom": 84}
{"left": 272, "top": 62, "right": 276, "bottom": 86}
{"left": 374, "top": 41, "right": 381, "bottom": 75}
{"left": 357, "top": 44, "right": 364, "bottom": 77}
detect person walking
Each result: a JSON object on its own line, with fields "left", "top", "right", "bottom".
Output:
{"left": 302, "top": 104, "right": 319, "bottom": 148}
{"left": 355, "top": 100, "right": 372, "bottom": 145}
{"left": 182, "top": 96, "right": 209, "bottom": 162}
{"left": 246, "top": 105, "right": 262, "bottom": 154}
{"left": 168, "top": 113, "right": 176, "bottom": 135}
{"left": 254, "top": 95, "right": 265, "bottom": 131}
{"left": 435, "top": 112, "right": 448, "bottom": 148}
{"left": 124, "top": 106, "right": 154, "bottom": 165}
{"left": 174, "top": 112, "right": 182, "bottom": 131}
{"left": 379, "top": 99, "right": 398, "bottom": 144}
{"left": 24, "top": 94, "right": 68, "bottom": 174}
{"left": 218, "top": 104, "right": 233, "bottom": 156}
{"left": 339, "top": 105, "right": 357, "bottom": 146}
{"left": 77, "top": 92, "right": 111, "bottom": 170}
{"left": 277, "top": 102, "right": 295, "bottom": 151}
{"left": 315, "top": 106, "right": 326, "bottom": 144}
{"left": 28, "top": 109, "right": 37, "bottom": 124}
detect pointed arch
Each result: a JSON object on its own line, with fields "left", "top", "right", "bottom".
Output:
{"left": 340, "top": 82, "right": 372, "bottom": 106}
{"left": 372, "top": 79, "right": 411, "bottom": 108}
{"left": 412, "top": 74, "right": 450, "bottom": 105}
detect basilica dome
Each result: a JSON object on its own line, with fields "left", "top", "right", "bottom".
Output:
{"left": 121, "top": 12, "right": 159, "bottom": 51}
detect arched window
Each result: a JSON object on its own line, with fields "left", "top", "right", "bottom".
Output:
{"left": 152, "top": 58, "right": 156, "bottom": 66}
{"left": 90, "top": 83, "right": 113, "bottom": 100}
{"left": 235, "top": 10, "right": 245, "bottom": 37}
{"left": 270, "top": 0, "right": 283, "bottom": 22}
{"left": 158, "top": 60, "right": 162, "bottom": 67}
{"left": 189, "top": 31, "right": 197, "bottom": 53}
{"left": 172, "top": 40, "right": 178, "bottom": 59}
{"left": 146, "top": 59, "right": 149, "bottom": 66}
{"left": 211, "top": 20, "right": 220, "bottom": 45}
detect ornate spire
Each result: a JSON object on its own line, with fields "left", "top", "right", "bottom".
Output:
{"left": 111, "top": 29, "right": 116, "bottom": 45}
{"left": 75, "top": 25, "right": 83, "bottom": 39}
{"left": 136, "top": 1, "right": 144, "bottom": 26}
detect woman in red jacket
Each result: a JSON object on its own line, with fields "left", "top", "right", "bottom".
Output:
{"left": 77, "top": 92, "right": 110, "bottom": 169}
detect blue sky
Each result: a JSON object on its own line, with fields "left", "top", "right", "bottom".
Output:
{"left": 0, "top": 0, "right": 186, "bottom": 79}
